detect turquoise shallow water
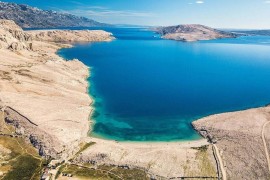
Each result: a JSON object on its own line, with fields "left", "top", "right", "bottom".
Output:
{"left": 58, "top": 27, "right": 270, "bottom": 141}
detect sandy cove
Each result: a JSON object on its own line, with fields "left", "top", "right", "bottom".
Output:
{"left": 1, "top": 19, "right": 270, "bottom": 179}
{"left": 0, "top": 20, "right": 218, "bottom": 178}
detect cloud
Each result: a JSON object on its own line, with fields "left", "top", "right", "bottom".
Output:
{"left": 51, "top": 5, "right": 155, "bottom": 18}
{"left": 188, "top": 1, "right": 205, "bottom": 5}
{"left": 264, "top": 0, "right": 270, "bottom": 3}
{"left": 73, "top": 9, "right": 155, "bottom": 17}
{"left": 196, "top": 1, "right": 205, "bottom": 4}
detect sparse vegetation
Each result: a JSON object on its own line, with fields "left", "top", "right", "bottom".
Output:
{"left": 192, "top": 145, "right": 208, "bottom": 152}
{"left": 0, "top": 112, "right": 44, "bottom": 180}
{"left": 195, "top": 145, "right": 217, "bottom": 177}
{"left": 0, "top": 136, "right": 44, "bottom": 180}
{"left": 75, "top": 142, "right": 96, "bottom": 157}
{"left": 183, "top": 145, "right": 217, "bottom": 178}
{"left": 58, "top": 164, "right": 150, "bottom": 180}
{"left": 2, "top": 154, "right": 41, "bottom": 180}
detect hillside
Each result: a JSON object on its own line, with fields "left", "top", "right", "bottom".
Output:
{"left": 0, "top": 2, "right": 108, "bottom": 28}
{"left": 155, "top": 24, "right": 238, "bottom": 42}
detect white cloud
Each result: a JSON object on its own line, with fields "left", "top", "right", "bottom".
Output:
{"left": 196, "top": 1, "right": 205, "bottom": 4}
{"left": 71, "top": 9, "right": 155, "bottom": 17}
{"left": 264, "top": 0, "right": 270, "bottom": 3}
{"left": 51, "top": 6, "right": 155, "bottom": 18}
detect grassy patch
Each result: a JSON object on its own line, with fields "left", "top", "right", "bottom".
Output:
{"left": 0, "top": 112, "right": 16, "bottom": 134}
{"left": 75, "top": 142, "right": 96, "bottom": 157}
{"left": 183, "top": 145, "right": 217, "bottom": 178}
{"left": 58, "top": 164, "right": 150, "bottom": 180}
{"left": 2, "top": 155, "right": 41, "bottom": 180}
{"left": 195, "top": 145, "right": 217, "bottom": 177}
{"left": 0, "top": 136, "right": 43, "bottom": 180}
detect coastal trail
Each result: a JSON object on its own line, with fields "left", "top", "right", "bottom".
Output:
{"left": 213, "top": 144, "right": 227, "bottom": 180}
{"left": 262, "top": 120, "right": 270, "bottom": 173}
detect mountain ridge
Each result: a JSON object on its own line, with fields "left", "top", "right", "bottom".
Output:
{"left": 0, "top": 1, "right": 109, "bottom": 28}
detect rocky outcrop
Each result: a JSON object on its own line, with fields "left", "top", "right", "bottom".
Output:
{"left": 0, "top": 20, "right": 115, "bottom": 160}
{"left": 193, "top": 107, "right": 270, "bottom": 180}
{"left": 3, "top": 106, "right": 62, "bottom": 158}
{"left": 155, "top": 24, "right": 238, "bottom": 42}
{"left": 0, "top": 20, "right": 114, "bottom": 51}
{"left": 0, "top": 2, "right": 109, "bottom": 28}
{"left": 0, "top": 20, "right": 33, "bottom": 50}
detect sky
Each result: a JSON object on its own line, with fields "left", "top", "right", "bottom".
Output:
{"left": 2, "top": 0, "right": 270, "bottom": 29}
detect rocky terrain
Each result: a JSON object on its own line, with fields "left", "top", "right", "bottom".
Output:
{"left": 193, "top": 106, "right": 270, "bottom": 179}
{"left": 0, "top": 2, "right": 108, "bottom": 28}
{"left": 0, "top": 19, "right": 113, "bottom": 158}
{"left": 28, "top": 30, "right": 114, "bottom": 42}
{"left": 155, "top": 24, "right": 238, "bottom": 42}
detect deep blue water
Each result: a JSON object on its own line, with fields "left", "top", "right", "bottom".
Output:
{"left": 58, "top": 27, "right": 270, "bottom": 141}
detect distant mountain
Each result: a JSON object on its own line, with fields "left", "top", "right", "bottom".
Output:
{"left": 233, "top": 30, "right": 270, "bottom": 36}
{"left": 0, "top": 2, "right": 109, "bottom": 28}
{"left": 154, "top": 24, "right": 238, "bottom": 42}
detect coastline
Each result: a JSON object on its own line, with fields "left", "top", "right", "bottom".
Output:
{"left": 58, "top": 47, "right": 201, "bottom": 143}
{"left": 0, "top": 19, "right": 115, "bottom": 155}
{"left": 1, "top": 20, "right": 270, "bottom": 179}
{"left": 57, "top": 47, "right": 96, "bottom": 137}
{"left": 64, "top": 36, "right": 270, "bottom": 178}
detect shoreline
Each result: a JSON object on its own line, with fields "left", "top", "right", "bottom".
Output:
{"left": 56, "top": 33, "right": 270, "bottom": 144}
{"left": 57, "top": 47, "right": 96, "bottom": 137}
{"left": 60, "top": 39, "right": 270, "bottom": 178}
{"left": 1, "top": 20, "right": 270, "bottom": 178}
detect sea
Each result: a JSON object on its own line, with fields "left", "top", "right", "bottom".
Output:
{"left": 58, "top": 27, "right": 270, "bottom": 141}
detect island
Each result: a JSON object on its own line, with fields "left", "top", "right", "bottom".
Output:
{"left": 154, "top": 24, "right": 238, "bottom": 42}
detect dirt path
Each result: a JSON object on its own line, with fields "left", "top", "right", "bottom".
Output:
{"left": 213, "top": 144, "right": 227, "bottom": 180}
{"left": 262, "top": 121, "right": 270, "bottom": 173}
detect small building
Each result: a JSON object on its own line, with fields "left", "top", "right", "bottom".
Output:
{"left": 40, "top": 172, "right": 50, "bottom": 180}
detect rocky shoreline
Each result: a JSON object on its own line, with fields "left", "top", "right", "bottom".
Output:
{"left": 192, "top": 106, "right": 270, "bottom": 179}
{"left": 1, "top": 19, "right": 270, "bottom": 179}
